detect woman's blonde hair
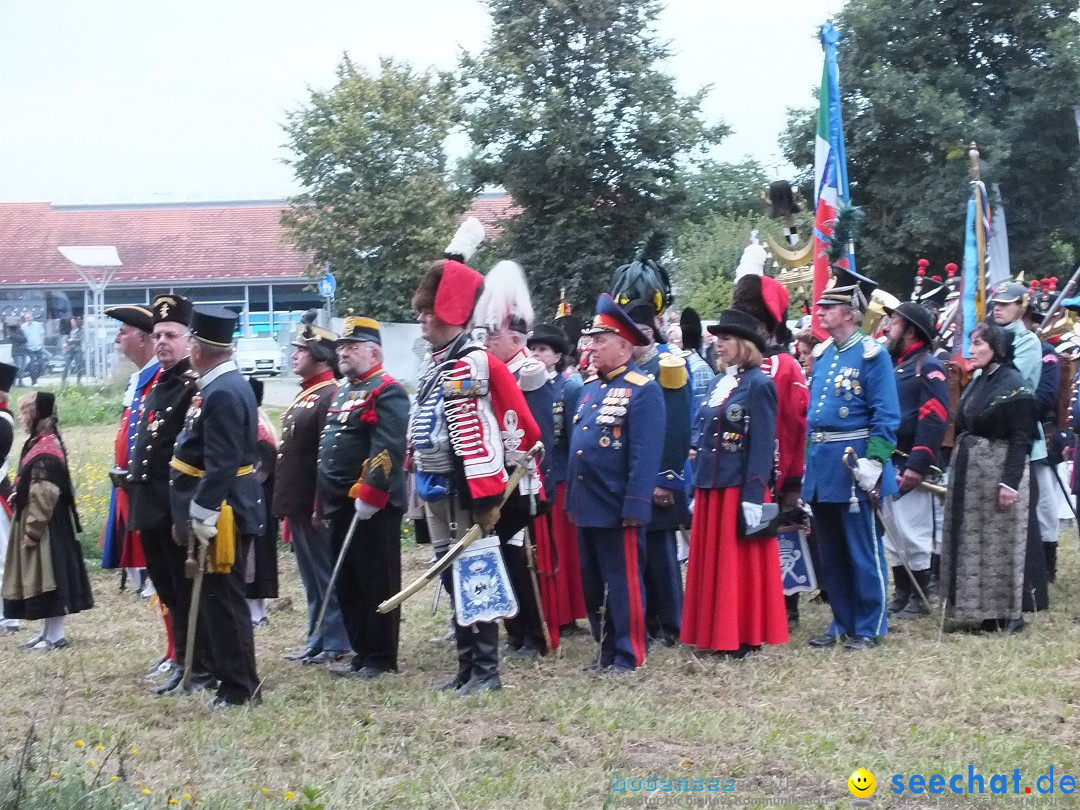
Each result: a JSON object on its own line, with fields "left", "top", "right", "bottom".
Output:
{"left": 718, "top": 335, "right": 763, "bottom": 370}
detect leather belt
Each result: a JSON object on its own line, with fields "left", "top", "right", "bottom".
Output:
{"left": 809, "top": 428, "right": 871, "bottom": 443}
{"left": 170, "top": 458, "right": 254, "bottom": 478}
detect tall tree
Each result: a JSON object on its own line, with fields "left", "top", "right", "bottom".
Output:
{"left": 781, "top": 1, "right": 1080, "bottom": 294}
{"left": 682, "top": 159, "right": 770, "bottom": 224}
{"left": 282, "top": 57, "right": 471, "bottom": 320}
{"left": 461, "top": 0, "right": 727, "bottom": 316}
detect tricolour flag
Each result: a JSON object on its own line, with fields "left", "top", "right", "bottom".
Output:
{"left": 811, "top": 22, "right": 855, "bottom": 341}
{"left": 960, "top": 179, "right": 992, "bottom": 356}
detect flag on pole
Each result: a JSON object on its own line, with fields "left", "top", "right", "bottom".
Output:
{"left": 811, "top": 22, "right": 855, "bottom": 341}
{"left": 960, "top": 178, "right": 992, "bottom": 356}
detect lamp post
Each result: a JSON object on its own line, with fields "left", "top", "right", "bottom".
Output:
{"left": 57, "top": 246, "right": 121, "bottom": 381}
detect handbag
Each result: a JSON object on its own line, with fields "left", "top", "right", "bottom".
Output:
{"left": 734, "top": 412, "right": 782, "bottom": 540}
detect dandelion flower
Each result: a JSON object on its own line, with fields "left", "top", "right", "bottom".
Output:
{"left": 112, "top": 776, "right": 119, "bottom": 782}
{"left": 169, "top": 800, "right": 179, "bottom": 806}
{"left": 50, "top": 772, "right": 59, "bottom": 779}
{"left": 284, "top": 792, "right": 295, "bottom": 800}
{"left": 95, "top": 744, "right": 105, "bottom": 751}
{"left": 182, "top": 793, "right": 191, "bottom": 800}
{"left": 129, "top": 747, "right": 139, "bottom": 755}
{"left": 142, "top": 788, "right": 151, "bottom": 795}
{"left": 261, "top": 788, "right": 269, "bottom": 795}
{"left": 87, "top": 761, "right": 96, "bottom": 768}
{"left": 74, "top": 739, "right": 85, "bottom": 748}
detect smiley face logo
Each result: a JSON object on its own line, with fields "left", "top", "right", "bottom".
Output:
{"left": 848, "top": 768, "right": 876, "bottom": 798}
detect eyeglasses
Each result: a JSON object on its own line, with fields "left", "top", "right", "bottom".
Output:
{"left": 152, "top": 331, "right": 188, "bottom": 342}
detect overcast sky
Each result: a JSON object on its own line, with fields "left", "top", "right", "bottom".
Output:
{"left": 0, "top": 0, "right": 842, "bottom": 204}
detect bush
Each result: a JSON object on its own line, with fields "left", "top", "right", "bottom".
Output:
{"left": 10, "top": 383, "right": 126, "bottom": 427}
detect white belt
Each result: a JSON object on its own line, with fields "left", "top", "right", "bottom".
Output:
{"left": 809, "top": 428, "right": 871, "bottom": 443}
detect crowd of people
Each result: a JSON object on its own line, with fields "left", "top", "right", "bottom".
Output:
{"left": 0, "top": 216, "right": 1072, "bottom": 708}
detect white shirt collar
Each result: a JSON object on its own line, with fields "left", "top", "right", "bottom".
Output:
{"left": 197, "top": 360, "right": 238, "bottom": 390}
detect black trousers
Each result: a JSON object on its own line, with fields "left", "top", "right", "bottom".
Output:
{"left": 496, "top": 508, "right": 547, "bottom": 653}
{"left": 140, "top": 519, "right": 212, "bottom": 674}
{"left": 330, "top": 507, "right": 404, "bottom": 672}
{"left": 198, "top": 536, "right": 260, "bottom": 703}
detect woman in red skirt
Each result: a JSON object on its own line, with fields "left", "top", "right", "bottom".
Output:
{"left": 681, "top": 309, "right": 789, "bottom": 657}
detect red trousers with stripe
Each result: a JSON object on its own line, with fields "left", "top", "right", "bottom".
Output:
{"left": 577, "top": 524, "right": 647, "bottom": 669}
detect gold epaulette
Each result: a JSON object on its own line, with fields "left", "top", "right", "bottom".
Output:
{"left": 624, "top": 370, "right": 650, "bottom": 386}
{"left": 657, "top": 354, "right": 689, "bottom": 390}
{"left": 584, "top": 374, "right": 599, "bottom": 384}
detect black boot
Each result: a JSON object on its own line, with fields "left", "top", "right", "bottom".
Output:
{"left": 888, "top": 567, "right": 911, "bottom": 615}
{"left": 927, "top": 553, "right": 941, "bottom": 598}
{"left": 895, "top": 569, "right": 932, "bottom": 620}
{"left": 1044, "top": 542, "right": 1058, "bottom": 584}
{"left": 784, "top": 593, "right": 800, "bottom": 628}
{"left": 433, "top": 621, "right": 473, "bottom": 692}
{"left": 458, "top": 621, "right": 502, "bottom": 696}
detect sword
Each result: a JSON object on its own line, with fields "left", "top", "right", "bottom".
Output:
{"left": 378, "top": 441, "right": 543, "bottom": 614}
{"left": 181, "top": 527, "right": 208, "bottom": 692}
{"left": 523, "top": 524, "right": 553, "bottom": 653}
{"left": 312, "top": 512, "right": 361, "bottom": 640}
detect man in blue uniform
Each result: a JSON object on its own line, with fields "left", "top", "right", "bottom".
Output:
{"left": 879, "top": 301, "right": 948, "bottom": 619}
{"left": 169, "top": 306, "right": 263, "bottom": 707}
{"left": 804, "top": 268, "right": 900, "bottom": 651}
{"left": 567, "top": 294, "right": 665, "bottom": 672}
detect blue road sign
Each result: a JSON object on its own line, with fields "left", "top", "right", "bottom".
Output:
{"left": 318, "top": 272, "right": 337, "bottom": 298}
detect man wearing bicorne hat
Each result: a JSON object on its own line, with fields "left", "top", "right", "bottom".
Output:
{"left": 169, "top": 306, "right": 263, "bottom": 708}
{"left": 275, "top": 315, "right": 350, "bottom": 665}
{"left": 0, "top": 362, "right": 18, "bottom": 633}
{"left": 568, "top": 294, "right": 665, "bottom": 673}
{"left": 316, "top": 315, "right": 410, "bottom": 679}
{"left": 804, "top": 266, "right": 900, "bottom": 651}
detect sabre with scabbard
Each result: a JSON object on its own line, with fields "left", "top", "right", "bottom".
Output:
{"left": 378, "top": 441, "right": 543, "bottom": 614}
{"left": 842, "top": 447, "right": 931, "bottom": 612}
{"left": 181, "top": 523, "right": 209, "bottom": 692}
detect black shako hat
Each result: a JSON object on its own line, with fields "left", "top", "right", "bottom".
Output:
{"left": 152, "top": 294, "right": 193, "bottom": 327}
{"left": 708, "top": 309, "right": 767, "bottom": 352}
{"left": 105, "top": 304, "right": 154, "bottom": 334}
{"left": 190, "top": 305, "right": 238, "bottom": 348}
{"left": 0, "top": 362, "right": 16, "bottom": 393}
{"left": 884, "top": 301, "right": 936, "bottom": 344}
{"left": 527, "top": 323, "right": 570, "bottom": 356}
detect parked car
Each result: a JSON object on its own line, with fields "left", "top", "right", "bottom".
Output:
{"left": 236, "top": 336, "right": 282, "bottom": 377}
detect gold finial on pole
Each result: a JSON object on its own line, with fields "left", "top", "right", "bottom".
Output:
{"left": 968, "top": 141, "right": 982, "bottom": 181}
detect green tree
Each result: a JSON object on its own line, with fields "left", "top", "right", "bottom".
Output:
{"left": 683, "top": 159, "right": 770, "bottom": 224}
{"left": 460, "top": 0, "right": 728, "bottom": 316}
{"left": 281, "top": 57, "right": 471, "bottom": 320}
{"left": 781, "top": 1, "right": 1080, "bottom": 294}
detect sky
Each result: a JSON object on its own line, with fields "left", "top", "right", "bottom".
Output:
{"left": 0, "top": 0, "right": 843, "bottom": 204}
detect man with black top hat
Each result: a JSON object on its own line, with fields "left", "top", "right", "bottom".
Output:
{"left": 169, "top": 305, "right": 262, "bottom": 708}
{"left": 274, "top": 319, "right": 349, "bottom": 664}
{"left": 0, "top": 362, "right": 18, "bottom": 633}
{"left": 568, "top": 294, "right": 665, "bottom": 672}
{"left": 126, "top": 295, "right": 204, "bottom": 692}
{"left": 879, "top": 301, "right": 948, "bottom": 620}
{"left": 316, "top": 315, "right": 409, "bottom": 679}
{"left": 804, "top": 266, "right": 900, "bottom": 651}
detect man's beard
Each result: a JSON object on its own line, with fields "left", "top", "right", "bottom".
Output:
{"left": 886, "top": 334, "right": 905, "bottom": 358}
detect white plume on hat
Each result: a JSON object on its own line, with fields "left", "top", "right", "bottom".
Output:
{"left": 474, "top": 259, "right": 535, "bottom": 333}
{"left": 734, "top": 242, "right": 767, "bottom": 281}
{"left": 444, "top": 217, "right": 486, "bottom": 262}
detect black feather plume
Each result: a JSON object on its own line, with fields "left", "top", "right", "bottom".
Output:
{"left": 612, "top": 230, "right": 674, "bottom": 315}
{"left": 824, "top": 204, "right": 867, "bottom": 267}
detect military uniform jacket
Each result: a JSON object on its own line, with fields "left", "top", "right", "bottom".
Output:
{"left": 506, "top": 350, "right": 555, "bottom": 501}
{"left": 691, "top": 367, "right": 777, "bottom": 504}
{"left": 316, "top": 364, "right": 409, "bottom": 517}
{"left": 127, "top": 358, "right": 198, "bottom": 531}
{"left": 566, "top": 362, "right": 665, "bottom": 528}
{"left": 0, "top": 406, "right": 13, "bottom": 508}
{"left": 803, "top": 332, "right": 900, "bottom": 503}
{"left": 169, "top": 361, "right": 264, "bottom": 537}
{"left": 548, "top": 369, "right": 584, "bottom": 483}
{"left": 636, "top": 344, "right": 691, "bottom": 530}
{"left": 892, "top": 342, "right": 948, "bottom": 476}
{"left": 273, "top": 370, "right": 337, "bottom": 518}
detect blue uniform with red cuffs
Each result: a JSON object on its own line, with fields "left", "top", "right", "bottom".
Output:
{"left": 567, "top": 361, "right": 664, "bottom": 670}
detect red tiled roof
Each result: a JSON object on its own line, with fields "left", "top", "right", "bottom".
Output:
{"left": 0, "top": 193, "right": 516, "bottom": 287}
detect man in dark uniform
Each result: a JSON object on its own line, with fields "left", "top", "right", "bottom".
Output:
{"left": 624, "top": 300, "right": 690, "bottom": 647}
{"left": 0, "top": 362, "right": 17, "bottom": 634}
{"left": 316, "top": 316, "right": 410, "bottom": 679}
{"left": 568, "top": 294, "right": 665, "bottom": 673}
{"left": 169, "top": 306, "right": 262, "bottom": 708}
{"left": 274, "top": 320, "right": 348, "bottom": 664}
{"left": 879, "top": 301, "right": 948, "bottom": 619}
{"left": 126, "top": 295, "right": 207, "bottom": 695}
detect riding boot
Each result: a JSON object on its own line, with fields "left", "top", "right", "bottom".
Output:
{"left": 784, "top": 593, "right": 800, "bottom": 627}
{"left": 433, "top": 621, "right": 473, "bottom": 692}
{"left": 458, "top": 621, "right": 502, "bottom": 695}
{"left": 895, "top": 569, "right": 932, "bottom": 619}
{"left": 887, "top": 567, "right": 911, "bottom": 615}
{"left": 1044, "top": 542, "right": 1058, "bottom": 584}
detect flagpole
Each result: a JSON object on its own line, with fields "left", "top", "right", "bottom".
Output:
{"left": 969, "top": 142, "right": 988, "bottom": 323}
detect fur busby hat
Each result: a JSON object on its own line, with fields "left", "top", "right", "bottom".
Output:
{"left": 611, "top": 231, "right": 673, "bottom": 317}
{"left": 732, "top": 275, "right": 790, "bottom": 334}
{"left": 474, "top": 260, "right": 534, "bottom": 335}
{"left": 766, "top": 180, "right": 800, "bottom": 219}
{"left": 412, "top": 218, "right": 487, "bottom": 327}
{"left": 679, "top": 308, "right": 703, "bottom": 355}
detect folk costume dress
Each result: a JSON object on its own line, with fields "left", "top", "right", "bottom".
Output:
{"left": 2, "top": 431, "right": 93, "bottom": 621}
{"left": 547, "top": 366, "right": 586, "bottom": 627}
{"left": 941, "top": 364, "right": 1037, "bottom": 625}
{"left": 682, "top": 366, "right": 788, "bottom": 652}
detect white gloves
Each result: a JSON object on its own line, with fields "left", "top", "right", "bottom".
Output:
{"left": 354, "top": 499, "right": 379, "bottom": 520}
{"left": 191, "top": 520, "right": 217, "bottom": 544}
{"left": 854, "top": 458, "right": 884, "bottom": 492}
{"left": 741, "top": 502, "right": 762, "bottom": 529}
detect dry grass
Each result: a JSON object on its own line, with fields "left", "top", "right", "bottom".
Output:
{"left": 3, "top": 426, "right": 1080, "bottom": 809}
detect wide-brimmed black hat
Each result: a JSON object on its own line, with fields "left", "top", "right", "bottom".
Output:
{"left": 884, "top": 301, "right": 936, "bottom": 344}
{"left": 151, "top": 294, "right": 192, "bottom": 327}
{"left": 190, "top": 305, "right": 238, "bottom": 348}
{"left": 708, "top": 309, "right": 767, "bottom": 352}
{"left": 0, "top": 362, "right": 16, "bottom": 393}
{"left": 527, "top": 323, "right": 570, "bottom": 355}
{"left": 105, "top": 304, "right": 154, "bottom": 333}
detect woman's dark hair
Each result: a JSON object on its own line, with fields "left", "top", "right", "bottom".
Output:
{"left": 971, "top": 320, "right": 1014, "bottom": 364}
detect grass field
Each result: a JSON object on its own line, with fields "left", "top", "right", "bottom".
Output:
{"left": 4, "top": 424, "right": 1080, "bottom": 809}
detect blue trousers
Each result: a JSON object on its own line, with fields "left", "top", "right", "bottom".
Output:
{"left": 578, "top": 525, "right": 647, "bottom": 670}
{"left": 812, "top": 499, "right": 889, "bottom": 639}
{"left": 643, "top": 528, "right": 682, "bottom": 639}
{"left": 288, "top": 515, "right": 350, "bottom": 654}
